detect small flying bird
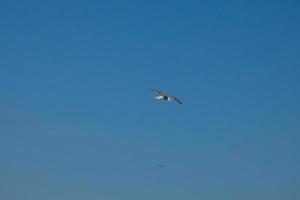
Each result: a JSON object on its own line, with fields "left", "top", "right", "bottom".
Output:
{"left": 149, "top": 89, "right": 183, "bottom": 104}
{"left": 158, "top": 164, "right": 166, "bottom": 168}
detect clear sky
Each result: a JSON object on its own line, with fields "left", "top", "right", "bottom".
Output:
{"left": 1, "top": 0, "right": 300, "bottom": 199}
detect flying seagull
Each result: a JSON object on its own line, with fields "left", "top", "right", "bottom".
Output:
{"left": 158, "top": 164, "right": 166, "bottom": 168}
{"left": 149, "top": 89, "right": 183, "bottom": 104}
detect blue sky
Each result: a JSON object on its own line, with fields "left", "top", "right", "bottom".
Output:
{"left": 1, "top": 0, "right": 300, "bottom": 199}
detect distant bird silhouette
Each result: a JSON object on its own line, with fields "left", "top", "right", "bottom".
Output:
{"left": 149, "top": 89, "right": 183, "bottom": 104}
{"left": 158, "top": 164, "right": 166, "bottom": 168}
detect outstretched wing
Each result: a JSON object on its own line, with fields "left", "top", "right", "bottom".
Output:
{"left": 148, "top": 88, "right": 165, "bottom": 95}
{"left": 170, "top": 96, "right": 183, "bottom": 104}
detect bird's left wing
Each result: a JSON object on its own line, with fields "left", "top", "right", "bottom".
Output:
{"left": 148, "top": 88, "right": 165, "bottom": 95}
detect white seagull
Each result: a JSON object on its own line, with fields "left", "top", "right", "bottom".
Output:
{"left": 149, "top": 89, "right": 183, "bottom": 104}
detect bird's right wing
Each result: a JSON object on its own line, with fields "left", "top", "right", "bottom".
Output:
{"left": 170, "top": 96, "right": 183, "bottom": 104}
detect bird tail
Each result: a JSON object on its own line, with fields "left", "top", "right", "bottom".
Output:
{"left": 155, "top": 95, "right": 164, "bottom": 100}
